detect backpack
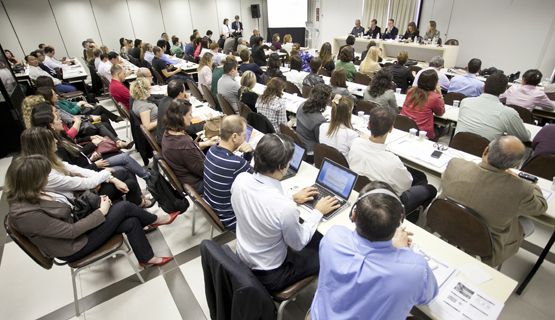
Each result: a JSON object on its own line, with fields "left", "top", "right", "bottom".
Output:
{"left": 146, "top": 154, "right": 190, "bottom": 214}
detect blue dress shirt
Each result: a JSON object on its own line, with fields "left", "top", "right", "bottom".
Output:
{"left": 160, "top": 54, "right": 179, "bottom": 65}
{"left": 311, "top": 226, "right": 438, "bottom": 320}
{"left": 185, "top": 43, "right": 194, "bottom": 57}
{"left": 448, "top": 73, "right": 484, "bottom": 97}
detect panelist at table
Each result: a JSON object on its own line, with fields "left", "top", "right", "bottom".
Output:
{"left": 402, "top": 22, "right": 419, "bottom": 42}
{"left": 423, "top": 21, "right": 441, "bottom": 43}
{"left": 350, "top": 19, "right": 365, "bottom": 37}
{"left": 365, "top": 19, "right": 381, "bottom": 39}
{"left": 383, "top": 19, "right": 399, "bottom": 39}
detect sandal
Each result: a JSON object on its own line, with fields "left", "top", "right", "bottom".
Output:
{"left": 139, "top": 198, "right": 157, "bottom": 209}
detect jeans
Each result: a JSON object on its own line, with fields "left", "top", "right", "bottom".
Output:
{"left": 59, "top": 201, "right": 157, "bottom": 263}
{"left": 169, "top": 74, "right": 194, "bottom": 85}
{"left": 98, "top": 169, "right": 142, "bottom": 206}
{"left": 56, "top": 83, "right": 77, "bottom": 93}
{"left": 105, "top": 153, "right": 149, "bottom": 180}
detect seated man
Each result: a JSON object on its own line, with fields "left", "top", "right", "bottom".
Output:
{"left": 143, "top": 43, "right": 154, "bottom": 63}
{"left": 448, "top": 58, "right": 484, "bottom": 97}
{"left": 171, "top": 37, "right": 184, "bottom": 56}
{"left": 440, "top": 136, "right": 547, "bottom": 267}
{"left": 365, "top": 19, "right": 381, "bottom": 38}
{"left": 250, "top": 29, "right": 260, "bottom": 47}
{"left": 303, "top": 57, "right": 325, "bottom": 88}
{"left": 231, "top": 134, "right": 339, "bottom": 291}
{"left": 383, "top": 19, "right": 399, "bottom": 39}
{"left": 99, "top": 52, "right": 120, "bottom": 81}
{"left": 455, "top": 73, "right": 530, "bottom": 142}
{"left": 185, "top": 35, "right": 196, "bottom": 57}
{"left": 388, "top": 51, "right": 414, "bottom": 94}
{"left": 156, "top": 40, "right": 179, "bottom": 65}
{"left": 26, "top": 55, "right": 76, "bottom": 93}
{"left": 218, "top": 33, "right": 227, "bottom": 49}
{"left": 413, "top": 56, "right": 450, "bottom": 91}
{"left": 349, "top": 106, "right": 437, "bottom": 218}
{"left": 30, "top": 50, "right": 56, "bottom": 76}
{"left": 223, "top": 32, "right": 237, "bottom": 53}
{"left": 204, "top": 115, "right": 254, "bottom": 230}
{"left": 208, "top": 42, "right": 222, "bottom": 67}
{"left": 43, "top": 46, "right": 70, "bottom": 70}
{"left": 217, "top": 58, "right": 242, "bottom": 113}
{"left": 92, "top": 49, "right": 102, "bottom": 70}
{"left": 238, "top": 49, "right": 264, "bottom": 84}
{"left": 311, "top": 181, "right": 438, "bottom": 319}
{"left": 350, "top": 19, "right": 365, "bottom": 37}
{"left": 151, "top": 46, "right": 189, "bottom": 84}
{"left": 109, "top": 64, "right": 131, "bottom": 109}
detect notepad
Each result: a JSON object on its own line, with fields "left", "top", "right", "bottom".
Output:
{"left": 458, "top": 263, "right": 493, "bottom": 286}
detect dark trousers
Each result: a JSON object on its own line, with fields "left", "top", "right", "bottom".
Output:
{"left": 59, "top": 201, "right": 157, "bottom": 263}
{"left": 98, "top": 169, "right": 142, "bottom": 206}
{"left": 91, "top": 105, "right": 119, "bottom": 122}
{"left": 400, "top": 184, "right": 437, "bottom": 221}
{"left": 253, "top": 233, "right": 322, "bottom": 292}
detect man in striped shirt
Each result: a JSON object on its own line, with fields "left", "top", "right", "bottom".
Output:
{"left": 204, "top": 115, "right": 253, "bottom": 230}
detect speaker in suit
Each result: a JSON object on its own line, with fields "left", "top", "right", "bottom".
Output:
{"left": 365, "top": 26, "right": 381, "bottom": 39}
{"left": 232, "top": 21, "right": 243, "bottom": 36}
{"left": 383, "top": 26, "right": 399, "bottom": 39}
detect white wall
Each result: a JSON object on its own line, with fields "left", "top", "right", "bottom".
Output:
{"left": 317, "top": 0, "right": 364, "bottom": 52}
{"left": 420, "top": 0, "right": 555, "bottom": 79}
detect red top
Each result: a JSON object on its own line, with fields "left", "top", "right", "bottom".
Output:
{"left": 401, "top": 90, "right": 445, "bottom": 139}
{"left": 63, "top": 123, "right": 77, "bottom": 139}
{"left": 194, "top": 45, "right": 201, "bottom": 59}
{"left": 109, "top": 79, "right": 130, "bottom": 110}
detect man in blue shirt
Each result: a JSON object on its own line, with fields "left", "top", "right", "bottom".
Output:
{"left": 448, "top": 58, "right": 484, "bottom": 97}
{"left": 204, "top": 115, "right": 253, "bottom": 230}
{"left": 156, "top": 40, "right": 179, "bottom": 65}
{"left": 311, "top": 181, "right": 439, "bottom": 320}
{"left": 185, "top": 34, "right": 196, "bottom": 57}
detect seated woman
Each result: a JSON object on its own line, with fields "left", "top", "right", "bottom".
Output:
{"left": 6, "top": 154, "right": 177, "bottom": 267}
{"left": 131, "top": 78, "right": 158, "bottom": 132}
{"left": 318, "top": 42, "right": 335, "bottom": 76}
{"left": 171, "top": 37, "right": 184, "bottom": 57}
{"left": 403, "top": 22, "right": 420, "bottom": 42}
{"left": 22, "top": 95, "right": 45, "bottom": 128}
{"left": 265, "top": 53, "right": 286, "bottom": 81}
{"left": 319, "top": 94, "right": 358, "bottom": 160}
{"left": 193, "top": 38, "right": 203, "bottom": 60}
{"left": 197, "top": 52, "right": 214, "bottom": 92}
{"left": 31, "top": 105, "right": 150, "bottom": 184}
{"left": 424, "top": 21, "right": 440, "bottom": 43}
{"left": 330, "top": 67, "right": 358, "bottom": 106}
{"left": 252, "top": 36, "right": 269, "bottom": 67}
{"left": 285, "top": 56, "right": 307, "bottom": 92}
{"left": 271, "top": 33, "right": 282, "bottom": 50}
{"left": 338, "top": 36, "right": 356, "bottom": 62}
{"left": 499, "top": 69, "right": 555, "bottom": 112}
{"left": 162, "top": 100, "right": 218, "bottom": 194}
{"left": 359, "top": 46, "right": 381, "bottom": 80}
{"left": 290, "top": 43, "right": 313, "bottom": 73}
{"left": 296, "top": 83, "right": 332, "bottom": 162}
{"left": 238, "top": 71, "right": 259, "bottom": 112}
{"left": 335, "top": 47, "right": 357, "bottom": 82}
{"left": 238, "top": 49, "right": 264, "bottom": 84}
{"left": 401, "top": 69, "right": 445, "bottom": 139}
{"left": 364, "top": 68, "right": 399, "bottom": 112}
{"left": 360, "top": 40, "right": 383, "bottom": 62}
{"left": 20, "top": 127, "right": 154, "bottom": 208}
{"left": 256, "top": 77, "right": 290, "bottom": 133}
{"left": 4, "top": 49, "right": 24, "bottom": 66}
{"left": 282, "top": 34, "right": 293, "bottom": 54}
{"left": 119, "top": 38, "right": 130, "bottom": 60}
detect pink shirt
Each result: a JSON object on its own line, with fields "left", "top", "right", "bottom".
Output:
{"left": 499, "top": 84, "right": 555, "bottom": 112}
{"left": 401, "top": 90, "right": 445, "bottom": 139}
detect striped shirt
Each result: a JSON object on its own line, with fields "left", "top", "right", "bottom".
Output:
{"left": 203, "top": 144, "right": 253, "bottom": 229}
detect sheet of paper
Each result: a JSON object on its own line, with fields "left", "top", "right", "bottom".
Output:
{"left": 413, "top": 245, "right": 458, "bottom": 288}
{"left": 541, "top": 188, "right": 554, "bottom": 203}
{"left": 458, "top": 263, "right": 493, "bottom": 286}
{"left": 429, "top": 278, "right": 504, "bottom": 320}
{"left": 388, "top": 139, "right": 422, "bottom": 157}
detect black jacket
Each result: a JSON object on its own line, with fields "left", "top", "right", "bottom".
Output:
{"left": 200, "top": 240, "right": 276, "bottom": 320}
{"left": 388, "top": 64, "right": 414, "bottom": 94}
{"left": 383, "top": 26, "right": 399, "bottom": 39}
{"left": 251, "top": 45, "right": 268, "bottom": 67}
{"left": 365, "top": 26, "right": 381, "bottom": 38}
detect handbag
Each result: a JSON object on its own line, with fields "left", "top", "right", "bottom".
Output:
{"left": 72, "top": 189, "right": 101, "bottom": 220}
{"left": 95, "top": 138, "right": 119, "bottom": 154}
{"left": 203, "top": 115, "right": 223, "bottom": 139}
{"left": 79, "top": 119, "right": 97, "bottom": 136}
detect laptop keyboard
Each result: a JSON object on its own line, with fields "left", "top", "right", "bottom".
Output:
{"left": 303, "top": 185, "right": 346, "bottom": 219}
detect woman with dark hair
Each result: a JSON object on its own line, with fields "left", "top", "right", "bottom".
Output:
{"left": 319, "top": 42, "right": 335, "bottom": 76}
{"left": 330, "top": 67, "right": 358, "bottom": 105}
{"left": 338, "top": 36, "right": 356, "bottom": 62}
{"left": 4, "top": 49, "right": 24, "bottom": 66}
{"left": 319, "top": 94, "right": 358, "bottom": 159}
{"left": 160, "top": 33, "right": 171, "bottom": 55}
{"left": 265, "top": 53, "right": 286, "bottom": 81}
{"left": 256, "top": 77, "right": 290, "bottom": 133}
{"left": 6, "top": 154, "right": 177, "bottom": 267}
{"left": 500, "top": 69, "right": 555, "bottom": 112}
{"left": 403, "top": 22, "right": 419, "bottom": 42}
{"left": 271, "top": 33, "right": 282, "bottom": 50}
{"left": 162, "top": 100, "right": 218, "bottom": 194}
{"left": 252, "top": 36, "right": 268, "bottom": 67}
{"left": 171, "top": 37, "right": 184, "bottom": 57}
{"left": 335, "top": 48, "right": 357, "bottom": 82}
{"left": 285, "top": 55, "right": 307, "bottom": 91}
{"left": 364, "top": 68, "right": 399, "bottom": 112}
{"left": 193, "top": 38, "right": 203, "bottom": 59}
{"left": 119, "top": 38, "right": 129, "bottom": 59}
{"left": 401, "top": 69, "right": 445, "bottom": 139}
{"left": 222, "top": 18, "right": 231, "bottom": 37}
{"left": 296, "top": 83, "right": 332, "bottom": 161}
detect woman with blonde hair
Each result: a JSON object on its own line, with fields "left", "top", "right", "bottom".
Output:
{"left": 256, "top": 77, "right": 289, "bottom": 133}
{"left": 130, "top": 78, "right": 158, "bottom": 132}
{"left": 22, "top": 95, "right": 45, "bottom": 128}
{"left": 318, "top": 42, "right": 335, "bottom": 76}
{"left": 100, "top": 45, "right": 109, "bottom": 55}
{"left": 85, "top": 47, "right": 95, "bottom": 62}
{"left": 359, "top": 46, "right": 381, "bottom": 80}
{"left": 424, "top": 21, "right": 440, "bottom": 43}
{"left": 319, "top": 94, "right": 358, "bottom": 159}
{"left": 197, "top": 52, "right": 214, "bottom": 91}
{"left": 290, "top": 43, "right": 313, "bottom": 73}
{"left": 282, "top": 34, "right": 293, "bottom": 54}
{"left": 238, "top": 71, "right": 259, "bottom": 111}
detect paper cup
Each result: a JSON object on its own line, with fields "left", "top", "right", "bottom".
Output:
{"left": 396, "top": 88, "right": 402, "bottom": 94}
{"left": 409, "top": 128, "right": 418, "bottom": 138}
{"left": 453, "top": 100, "right": 460, "bottom": 108}
{"left": 418, "top": 131, "right": 427, "bottom": 141}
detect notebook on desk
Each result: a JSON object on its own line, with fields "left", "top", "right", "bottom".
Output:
{"left": 280, "top": 143, "right": 305, "bottom": 181}
{"left": 301, "top": 158, "right": 358, "bottom": 221}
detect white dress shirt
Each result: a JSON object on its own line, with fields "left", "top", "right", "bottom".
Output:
{"left": 413, "top": 67, "right": 450, "bottom": 91}
{"left": 29, "top": 65, "right": 61, "bottom": 85}
{"left": 44, "top": 55, "right": 67, "bottom": 70}
{"left": 319, "top": 123, "right": 359, "bottom": 160}
{"left": 230, "top": 172, "right": 323, "bottom": 270}
{"left": 47, "top": 162, "right": 111, "bottom": 200}
{"left": 98, "top": 61, "right": 113, "bottom": 81}
{"left": 348, "top": 138, "right": 412, "bottom": 195}
{"left": 285, "top": 70, "right": 308, "bottom": 91}
{"left": 222, "top": 24, "right": 231, "bottom": 37}
{"left": 144, "top": 51, "right": 154, "bottom": 63}
{"left": 94, "top": 57, "right": 102, "bottom": 71}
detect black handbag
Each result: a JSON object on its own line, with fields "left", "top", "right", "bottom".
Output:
{"left": 79, "top": 119, "right": 97, "bottom": 136}
{"left": 72, "top": 189, "right": 101, "bottom": 220}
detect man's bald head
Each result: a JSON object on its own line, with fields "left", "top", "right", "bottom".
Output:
{"left": 137, "top": 67, "right": 153, "bottom": 83}
{"left": 485, "top": 136, "right": 525, "bottom": 170}
{"left": 220, "top": 115, "right": 247, "bottom": 141}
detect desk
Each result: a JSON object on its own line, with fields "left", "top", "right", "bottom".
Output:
{"left": 281, "top": 161, "right": 517, "bottom": 319}
{"left": 333, "top": 37, "right": 460, "bottom": 68}
{"left": 62, "top": 60, "right": 90, "bottom": 96}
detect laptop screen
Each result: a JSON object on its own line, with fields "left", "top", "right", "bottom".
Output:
{"left": 245, "top": 125, "right": 253, "bottom": 142}
{"left": 289, "top": 143, "right": 305, "bottom": 170}
{"left": 316, "top": 159, "right": 358, "bottom": 199}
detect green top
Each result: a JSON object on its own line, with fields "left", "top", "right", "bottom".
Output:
{"left": 335, "top": 60, "right": 357, "bottom": 82}
{"left": 56, "top": 100, "right": 80, "bottom": 115}
{"left": 211, "top": 66, "right": 224, "bottom": 111}
{"left": 171, "top": 44, "right": 184, "bottom": 56}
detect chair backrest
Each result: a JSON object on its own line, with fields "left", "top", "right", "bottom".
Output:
{"left": 313, "top": 144, "right": 349, "bottom": 169}
{"left": 353, "top": 175, "right": 371, "bottom": 193}
{"left": 237, "top": 100, "right": 252, "bottom": 120}
{"left": 184, "top": 184, "right": 226, "bottom": 233}
{"left": 355, "top": 101, "right": 377, "bottom": 115}
{"left": 301, "top": 85, "right": 312, "bottom": 99}
{"left": 98, "top": 73, "right": 111, "bottom": 87}
{"left": 156, "top": 155, "right": 184, "bottom": 193}
{"left": 140, "top": 124, "right": 162, "bottom": 154}
{"left": 151, "top": 68, "right": 166, "bottom": 85}
{"left": 4, "top": 216, "right": 54, "bottom": 270}
{"left": 408, "top": 65, "right": 422, "bottom": 73}
{"left": 521, "top": 154, "right": 555, "bottom": 181}
{"left": 547, "top": 92, "right": 555, "bottom": 101}
{"left": 507, "top": 104, "right": 534, "bottom": 124}
{"left": 394, "top": 114, "right": 418, "bottom": 132}
{"left": 187, "top": 79, "right": 205, "bottom": 102}
{"left": 353, "top": 72, "right": 371, "bottom": 86}
{"left": 317, "top": 68, "right": 329, "bottom": 77}
{"left": 445, "top": 39, "right": 459, "bottom": 46}
{"left": 427, "top": 198, "right": 494, "bottom": 257}
{"left": 444, "top": 92, "right": 467, "bottom": 106}
{"left": 217, "top": 94, "right": 236, "bottom": 116}
{"left": 285, "top": 81, "right": 302, "bottom": 96}
{"left": 109, "top": 96, "right": 130, "bottom": 119}
{"left": 201, "top": 84, "right": 218, "bottom": 110}
{"left": 449, "top": 132, "right": 489, "bottom": 158}
{"left": 279, "top": 124, "right": 305, "bottom": 150}
{"left": 383, "top": 62, "right": 394, "bottom": 68}
{"left": 263, "top": 75, "right": 271, "bottom": 85}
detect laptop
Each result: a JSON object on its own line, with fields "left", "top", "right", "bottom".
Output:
{"left": 280, "top": 143, "right": 306, "bottom": 181}
{"left": 245, "top": 125, "right": 254, "bottom": 142}
{"left": 301, "top": 158, "right": 358, "bottom": 221}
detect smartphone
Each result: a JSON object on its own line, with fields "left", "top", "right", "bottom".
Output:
{"left": 431, "top": 150, "right": 442, "bottom": 159}
{"left": 518, "top": 172, "right": 538, "bottom": 183}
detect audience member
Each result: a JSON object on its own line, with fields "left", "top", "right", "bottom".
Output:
{"left": 499, "top": 69, "right": 555, "bottom": 112}
{"left": 155, "top": 40, "right": 180, "bottom": 64}
{"left": 319, "top": 94, "right": 358, "bottom": 159}
{"left": 402, "top": 22, "right": 419, "bottom": 42}
{"left": 143, "top": 43, "right": 154, "bottom": 63}
{"left": 119, "top": 38, "right": 129, "bottom": 59}
{"left": 217, "top": 58, "right": 242, "bottom": 113}
{"left": 318, "top": 42, "right": 335, "bottom": 76}
{"left": 26, "top": 55, "right": 76, "bottom": 93}
{"left": 93, "top": 49, "right": 103, "bottom": 70}
{"left": 359, "top": 46, "right": 381, "bottom": 79}
{"left": 237, "top": 38, "right": 248, "bottom": 53}
{"left": 250, "top": 29, "right": 260, "bottom": 47}
{"left": 290, "top": 43, "right": 313, "bottom": 72}
{"left": 350, "top": 19, "right": 365, "bottom": 37}
{"left": 130, "top": 39, "right": 142, "bottom": 59}
{"left": 285, "top": 56, "right": 308, "bottom": 91}
{"left": 130, "top": 78, "right": 158, "bottom": 132}
{"left": 531, "top": 124, "right": 555, "bottom": 157}
{"left": 448, "top": 58, "right": 484, "bottom": 97}
{"left": 197, "top": 53, "right": 214, "bottom": 92}
{"left": 388, "top": 51, "right": 414, "bottom": 93}
{"left": 136, "top": 67, "right": 165, "bottom": 106}
{"left": 204, "top": 30, "right": 213, "bottom": 45}
{"left": 185, "top": 35, "right": 196, "bottom": 57}
{"left": 265, "top": 53, "right": 286, "bottom": 81}
{"left": 271, "top": 33, "right": 282, "bottom": 50}
{"left": 338, "top": 36, "right": 356, "bottom": 63}
{"left": 364, "top": 68, "right": 399, "bottom": 112}
{"left": 217, "top": 33, "right": 227, "bottom": 49}
{"left": 296, "top": 83, "right": 332, "bottom": 161}
{"left": 238, "top": 71, "right": 259, "bottom": 111}
{"left": 151, "top": 46, "right": 187, "bottom": 83}
{"left": 208, "top": 42, "right": 222, "bottom": 66}
{"left": 256, "top": 77, "right": 289, "bottom": 133}
{"left": 383, "top": 19, "right": 399, "bottom": 39}
{"left": 252, "top": 36, "right": 268, "bottom": 67}
{"left": 155, "top": 79, "right": 191, "bottom": 143}
{"left": 43, "top": 46, "right": 70, "bottom": 70}
{"left": 171, "top": 37, "right": 184, "bottom": 56}
{"left": 109, "top": 64, "right": 131, "bottom": 110}
{"left": 365, "top": 19, "right": 381, "bottom": 38}
{"left": 30, "top": 50, "right": 56, "bottom": 76}
{"left": 21, "top": 95, "right": 45, "bottom": 129}
{"left": 238, "top": 49, "right": 264, "bottom": 84}
{"left": 211, "top": 56, "right": 234, "bottom": 99}
{"left": 303, "top": 57, "right": 325, "bottom": 88}
{"left": 330, "top": 67, "right": 357, "bottom": 105}
{"left": 99, "top": 52, "right": 121, "bottom": 81}
{"left": 335, "top": 47, "right": 357, "bottom": 82}
{"left": 196, "top": 38, "right": 209, "bottom": 59}
{"left": 99, "top": 45, "right": 109, "bottom": 55}
{"left": 413, "top": 56, "right": 450, "bottom": 91}
{"left": 159, "top": 33, "right": 171, "bottom": 55}
{"left": 360, "top": 40, "right": 382, "bottom": 62}
{"left": 223, "top": 32, "right": 237, "bottom": 53}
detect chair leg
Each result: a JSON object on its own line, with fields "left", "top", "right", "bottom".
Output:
{"left": 71, "top": 268, "right": 80, "bottom": 316}
{"left": 119, "top": 249, "right": 145, "bottom": 284}
{"left": 123, "top": 236, "right": 132, "bottom": 253}
{"left": 191, "top": 208, "right": 197, "bottom": 236}
{"left": 210, "top": 226, "right": 214, "bottom": 240}
{"left": 276, "top": 300, "right": 291, "bottom": 320}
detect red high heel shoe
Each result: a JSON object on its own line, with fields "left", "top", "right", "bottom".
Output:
{"left": 139, "top": 257, "right": 174, "bottom": 267}
{"left": 150, "top": 211, "right": 180, "bottom": 228}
